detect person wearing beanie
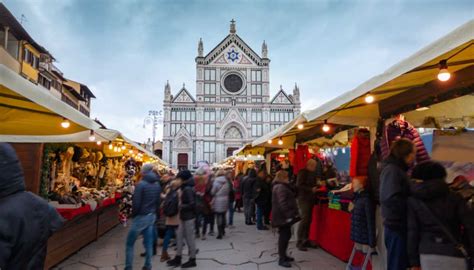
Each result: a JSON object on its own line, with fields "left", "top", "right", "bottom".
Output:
{"left": 407, "top": 161, "right": 474, "bottom": 270}
{"left": 168, "top": 170, "right": 198, "bottom": 268}
{"left": 125, "top": 164, "right": 161, "bottom": 270}
{"left": 0, "top": 143, "right": 64, "bottom": 269}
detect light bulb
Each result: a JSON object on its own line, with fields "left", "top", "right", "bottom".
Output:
{"left": 297, "top": 123, "right": 304, "bottom": 130}
{"left": 267, "top": 139, "right": 273, "bottom": 144}
{"left": 61, "top": 118, "right": 70, "bottom": 128}
{"left": 88, "top": 130, "right": 95, "bottom": 141}
{"left": 365, "top": 94, "right": 374, "bottom": 104}
{"left": 278, "top": 138, "right": 283, "bottom": 145}
{"left": 342, "top": 148, "right": 346, "bottom": 154}
{"left": 437, "top": 69, "right": 450, "bottom": 81}
{"left": 322, "top": 121, "right": 330, "bottom": 133}
{"left": 121, "top": 145, "right": 126, "bottom": 150}
{"left": 438, "top": 60, "right": 450, "bottom": 82}
{"left": 108, "top": 143, "right": 113, "bottom": 150}
{"left": 96, "top": 141, "right": 102, "bottom": 146}
{"left": 129, "top": 150, "right": 133, "bottom": 154}
{"left": 114, "top": 146, "right": 118, "bottom": 152}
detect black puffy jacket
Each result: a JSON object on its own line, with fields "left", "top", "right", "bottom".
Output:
{"left": 180, "top": 177, "right": 196, "bottom": 221}
{"left": 350, "top": 190, "right": 376, "bottom": 247}
{"left": 0, "top": 143, "right": 64, "bottom": 270}
{"left": 241, "top": 176, "right": 257, "bottom": 200}
{"left": 407, "top": 178, "right": 474, "bottom": 267}
{"left": 379, "top": 155, "right": 410, "bottom": 231}
{"left": 254, "top": 177, "right": 271, "bottom": 206}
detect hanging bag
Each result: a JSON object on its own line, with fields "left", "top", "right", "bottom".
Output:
{"left": 415, "top": 199, "right": 472, "bottom": 270}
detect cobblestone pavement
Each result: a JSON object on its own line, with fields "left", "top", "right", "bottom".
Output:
{"left": 53, "top": 212, "right": 345, "bottom": 270}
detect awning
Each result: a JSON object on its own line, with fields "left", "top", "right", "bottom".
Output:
{"left": 252, "top": 19, "right": 474, "bottom": 146}
{"left": 0, "top": 64, "right": 100, "bottom": 135}
{"left": 0, "top": 128, "right": 168, "bottom": 166}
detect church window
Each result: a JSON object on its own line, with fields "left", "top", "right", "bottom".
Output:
{"left": 251, "top": 124, "right": 263, "bottom": 137}
{"left": 251, "top": 70, "right": 262, "bottom": 82}
{"left": 204, "top": 124, "right": 216, "bottom": 136}
{"left": 251, "top": 110, "right": 262, "bottom": 122}
{"left": 239, "top": 109, "right": 247, "bottom": 121}
{"left": 205, "top": 69, "right": 216, "bottom": 81}
{"left": 251, "top": 98, "right": 262, "bottom": 103}
{"left": 251, "top": 84, "right": 262, "bottom": 96}
{"left": 204, "top": 97, "right": 216, "bottom": 102}
{"left": 203, "top": 142, "right": 216, "bottom": 163}
{"left": 204, "top": 110, "right": 216, "bottom": 121}
{"left": 204, "top": 83, "right": 216, "bottom": 95}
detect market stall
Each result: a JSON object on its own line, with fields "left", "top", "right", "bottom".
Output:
{"left": 0, "top": 130, "right": 168, "bottom": 269}
{"left": 247, "top": 20, "right": 474, "bottom": 269}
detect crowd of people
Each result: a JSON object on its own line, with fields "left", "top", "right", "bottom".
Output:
{"left": 1, "top": 139, "right": 473, "bottom": 270}
{"left": 123, "top": 160, "right": 317, "bottom": 269}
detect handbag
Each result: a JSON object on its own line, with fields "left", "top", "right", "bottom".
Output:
{"left": 415, "top": 199, "right": 473, "bottom": 270}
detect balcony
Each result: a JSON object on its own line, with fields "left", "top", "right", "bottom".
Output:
{"left": 0, "top": 45, "right": 20, "bottom": 73}
{"left": 61, "top": 93, "right": 78, "bottom": 109}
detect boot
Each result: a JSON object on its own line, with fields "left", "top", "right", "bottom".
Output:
{"left": 160, "top": 251, "right": 170, "bottom": 262}
{"left": 167, "top": 255, "right": 182, "bottom": 267}
{"left": 278, "top": 258, "right": 292, "bottom": 268}
{"left": 181, "top": 258, "right": 197, "bottom": 268}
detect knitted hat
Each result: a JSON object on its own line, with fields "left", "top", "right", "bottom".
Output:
{"left": 176, "top": 170, "right": 193, "bottom": 181}
{"left": 412, "top": 161, "right": 447, "bottom": 181}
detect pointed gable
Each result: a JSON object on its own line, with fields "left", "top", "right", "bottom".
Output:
{"left": 203, "top": 34, "right": 263, "bottom": 66}
{"left": 172, "top": 87, "right": 196, "bottom": 103}
{"left": 220, "top": 108, "right": 247, "bottom": 125}
{"left": 271, "top": 89, "right": 293, "bottom": 104}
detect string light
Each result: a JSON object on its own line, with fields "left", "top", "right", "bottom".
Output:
{"left": 278, "top": 137, "right": 283, "bottom": 145}
{"left": 297, "top": 123, "right": 304, "bottom": 130}
{"left": 114, "top": 146, "right": 118, "bottom": 152}
{"left": 61, "top": 118, "right": 70, "bottom": 128}
{"left": 121, "top": 144, "right": 126, "bottom": 150}
{"left": 365, "top": 94, "right": 374, "bottom": 104}
{"left": 322, "top": 120, "right": 330, "bottom": 133}
{"left": 267, "top": 139, "right": 273, "bottom": 144}
{"left": 88, "top": 130, "right": 95, "bottom": 141}
{"left": 96, "top": 141, "right": 102, "bottom": 146}
{"left": 108, "top": 141, "right": 113, "bottom": 150}
{"left": 437, "top": 60, "right": 450, "bottom": 82}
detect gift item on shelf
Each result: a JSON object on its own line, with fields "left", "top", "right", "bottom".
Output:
{"left": 349, "top": 129, "right": 371, "bottom": 177}
{"left": 119, "top": 158, "right": 138, "bottom": 226}
{"left": 380, "top": 116, "right": 430, "bottom": 163}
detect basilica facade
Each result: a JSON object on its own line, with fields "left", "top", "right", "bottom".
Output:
{"left": 162, "top": 20, "right": 301, "bottom": 169}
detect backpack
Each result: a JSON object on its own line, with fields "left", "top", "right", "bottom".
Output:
{"left": 163, "top": 189, "right": 179, "bottom": 217}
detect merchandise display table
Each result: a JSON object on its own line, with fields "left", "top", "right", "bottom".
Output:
{"left": 309, "top": 203, "right": 372, "bottom": 269}
{"left": 45, "top": 203, "right": 120, "bottom": 269}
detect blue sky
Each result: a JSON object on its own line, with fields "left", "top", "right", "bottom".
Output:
{"left": 3, "top": 0, "right": 473, "bottom": 143}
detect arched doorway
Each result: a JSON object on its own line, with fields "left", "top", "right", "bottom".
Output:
{"left": 178, "top": 153, "right": 188, "bottom": 170}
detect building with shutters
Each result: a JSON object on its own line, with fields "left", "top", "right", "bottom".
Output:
{"left": 162, "top": 20, "right": 301, "bottom": 169}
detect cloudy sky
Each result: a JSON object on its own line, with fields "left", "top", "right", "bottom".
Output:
{"left": 4, "top": 0, "right": 473, "bottom": 143}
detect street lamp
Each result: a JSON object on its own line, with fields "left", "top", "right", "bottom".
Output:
{"left": 143, "top": 110, "right": 163, "bottom": 151}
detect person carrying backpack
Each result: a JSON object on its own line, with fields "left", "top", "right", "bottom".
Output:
{"left": 160, "top": 179, "right": 181, "bottom": 262}
{"left": 167, "top": 170, "right": 198, "bottom": 268}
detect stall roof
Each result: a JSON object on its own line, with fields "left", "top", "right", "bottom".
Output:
{"left": 252, "top": 19, "right": 474, "bottom": 146}
{"left": 0, "top": 128, "right": 168, "bottom": 166}
{"left": 0, "top": 64, "right": 101, "bottom": 135}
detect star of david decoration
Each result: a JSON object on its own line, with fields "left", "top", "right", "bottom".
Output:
{"left": 227, "top": 48, "right": 239, "bottom": 62}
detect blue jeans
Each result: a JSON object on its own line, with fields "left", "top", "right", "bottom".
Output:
{"left": 125, "top": 214, "right": 156, "bottom": 270}
{"left": 256, "top": 205, "right": 264, "bottom": 229}
{"left": 228, "top": 201, "right": 235, "bottom": 225}
{"left": 162, "top": 226, "right": 176, "bottom": 252}
{"left": 384, "top": 226, "right": 408, "bottom": 270}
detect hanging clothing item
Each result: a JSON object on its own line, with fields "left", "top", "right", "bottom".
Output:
{"left": 380, "top": 119, "right": 430, "bottom": 163}
{"left": 293, "top": 145, "right": 311, "bottom": 175}
{"left": 350, "top": 190, "right": 376, "bottom": 247}
{"left": 349, "top": 129, "right": 371, "bottom": 177}
{"left": 367, "top": 139, "right": 382, "bottom": 205}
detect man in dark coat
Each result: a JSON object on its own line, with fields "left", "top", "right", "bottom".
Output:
{"left": 168, "top": 170, "right": 198, "bottom": 268}
{"left": 296, "top": 159, "right": 319, "bottom": 251}
{"left": 254, "top": 170, "right": 271, "bottom": 230}
{"left": 125, "top": 164, "right": 162, "bottom": 270}
{"left": 379, "top": 139, "right": 416, "bottom": 270}
{"left": 241, "top": 168, "right": 257, "bottom": 225}
{"left": 0, "top": 143, "right": 64, "bottom": 270}
{"left": 272, "top": 170, "right": 300, "bottom": 268}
